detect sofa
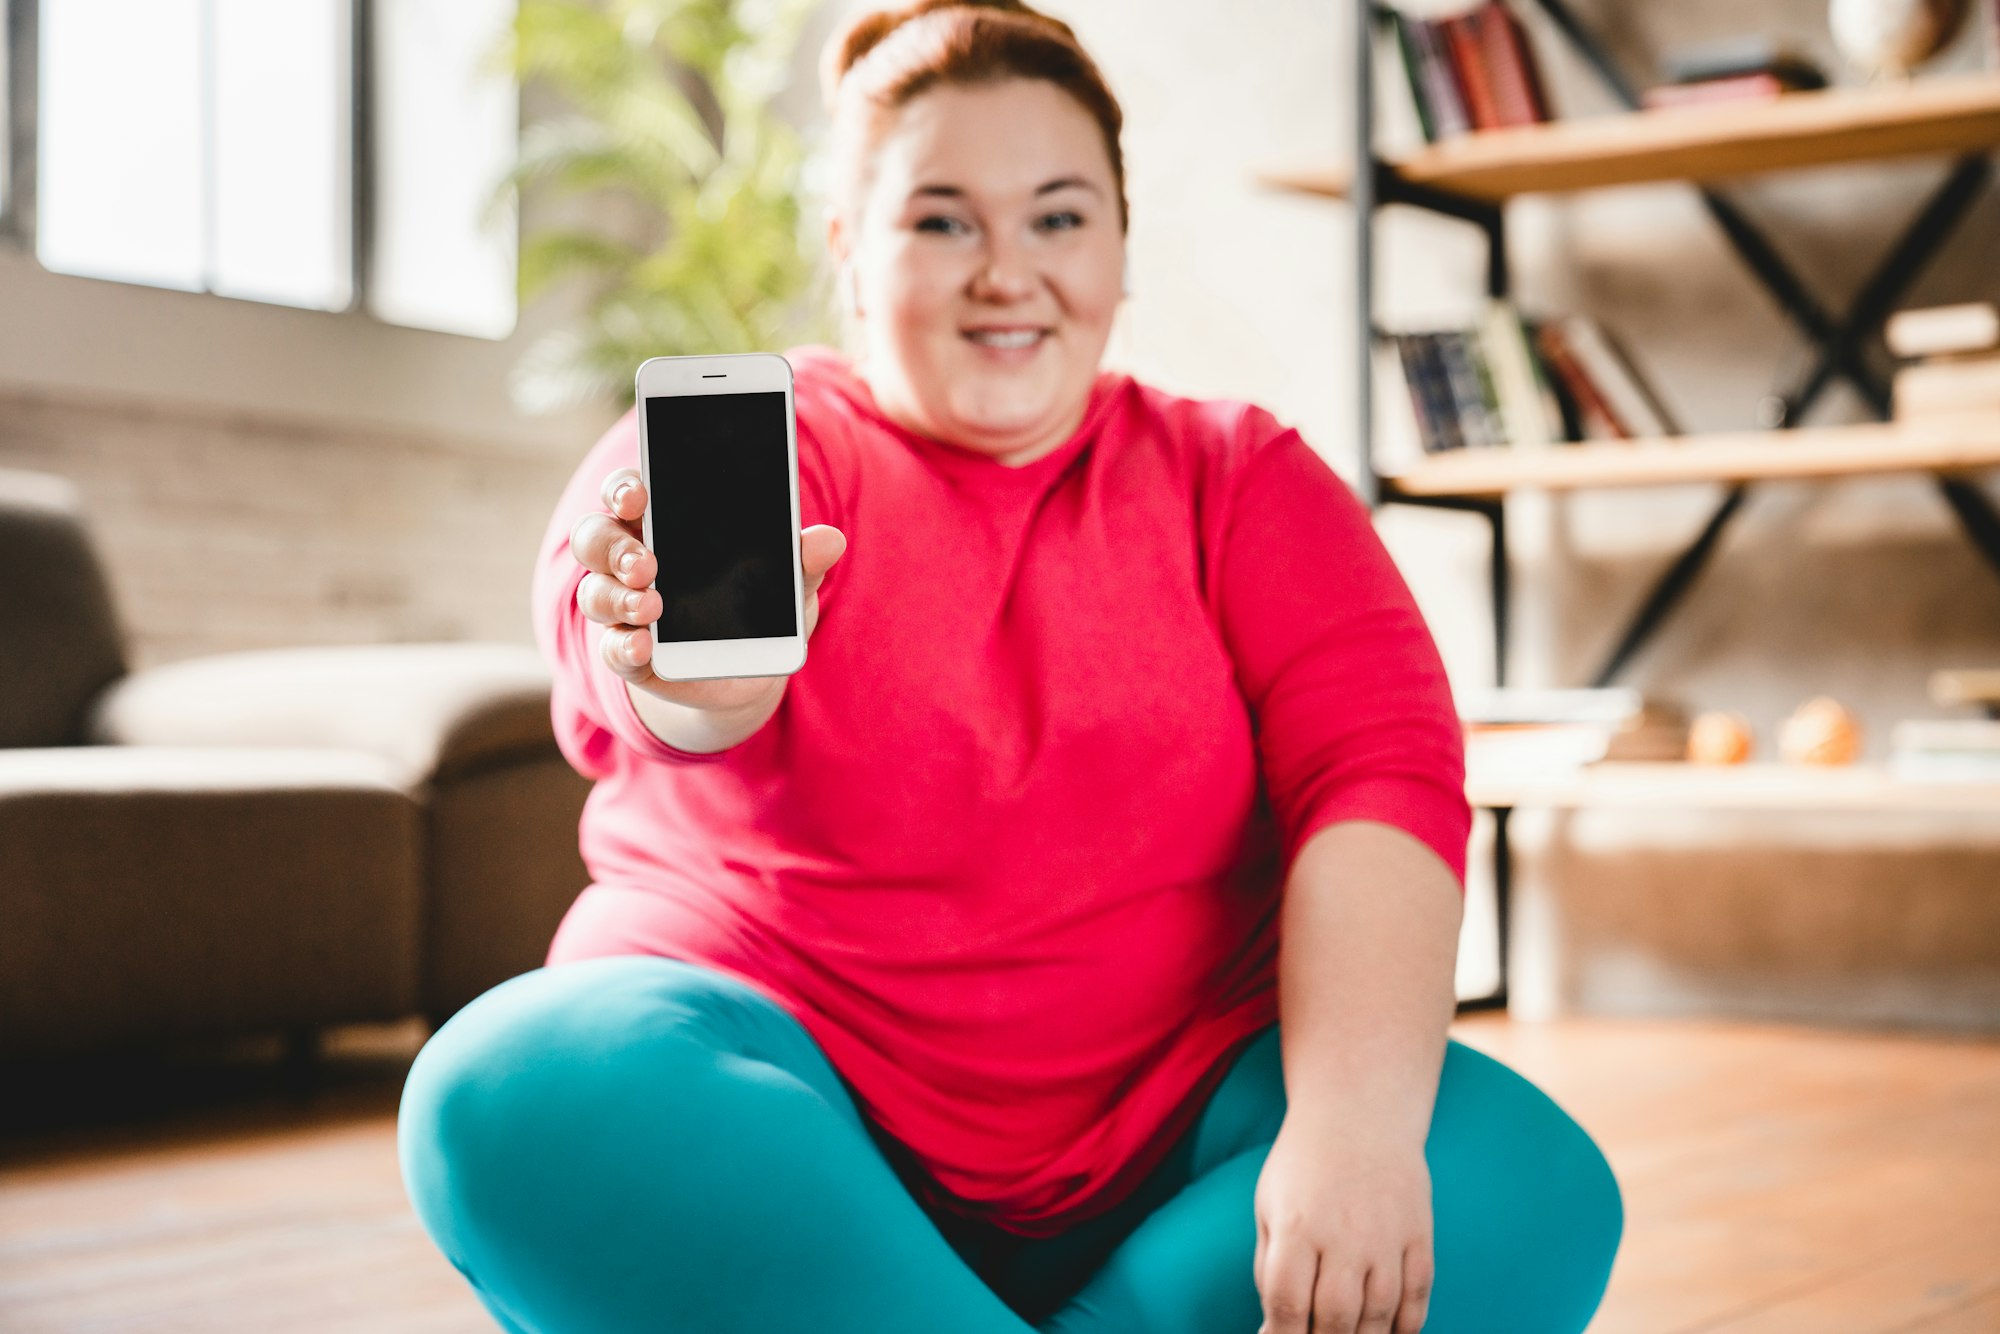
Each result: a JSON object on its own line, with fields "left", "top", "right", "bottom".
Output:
{"left": 0, "top": 465, "right": 592, "bottom": 1057}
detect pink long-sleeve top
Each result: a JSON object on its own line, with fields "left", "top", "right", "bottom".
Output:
{"left": 530, "top": 343, "right": 1469, "bottom": 1238}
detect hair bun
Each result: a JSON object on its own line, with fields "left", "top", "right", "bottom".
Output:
{"left": 821, "top": 0, "right": 1077, "bottom": 110}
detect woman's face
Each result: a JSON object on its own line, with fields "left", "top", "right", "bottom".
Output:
{"left": 828, "top": 77, "right": 1126, "bottom": 467}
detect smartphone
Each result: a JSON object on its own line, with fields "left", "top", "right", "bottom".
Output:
{"left": 634, "top": 352, "right": 806, "bottom": 681}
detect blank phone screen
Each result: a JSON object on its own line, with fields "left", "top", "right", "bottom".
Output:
{"left": 644, "top": 390, "right": 798, "bottom": 643}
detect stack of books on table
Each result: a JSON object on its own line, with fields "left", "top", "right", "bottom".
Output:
{"left": 1378, "top": 0, "right": 1553, "bottom": 142}
{"left": 1890, "top": 720, "right": 2000, "bottom": 783}
{"left": 1639, "top": 36, "right": 1827, "bottom": 110}
{"left": 1887, "top": 303, "right": 2000, "bottom": 422}
{"left": 1895, "top": 669, "right": 2000, "bottom": 781}
{"left": 1373, "top": 301, "right": 1683, "bottom": 471}
{"left": 1460, "top": 686, "right": 1690, "bottom": 781}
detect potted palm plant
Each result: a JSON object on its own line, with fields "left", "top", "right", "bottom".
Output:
{"left": 497, "top": 0, "right": 839, "bottom": 413}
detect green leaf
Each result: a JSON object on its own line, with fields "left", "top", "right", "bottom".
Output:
{"left": 501, "top": 0, "right": 825, "bottom": 411}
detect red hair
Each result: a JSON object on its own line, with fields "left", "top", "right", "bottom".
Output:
{"left": 820, "top": 0, "right": 1129, "bottom": 234}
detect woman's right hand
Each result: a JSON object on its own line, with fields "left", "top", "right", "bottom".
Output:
{"left": 570, "top": 466, "right": 847, "bottom": 719}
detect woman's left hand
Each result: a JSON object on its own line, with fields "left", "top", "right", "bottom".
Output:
{"left": 1253, "top": 1109, "right": 1434, "bottom": 1334}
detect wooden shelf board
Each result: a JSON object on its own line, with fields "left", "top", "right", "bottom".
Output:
{"left": 1379, "top": 417, "right": 2000, "bottom": 499}
{"left": 1469, "top": 761, "right": 2000, "bottom": 812}
{"left": 1257, "top": 74, "right": 2000, "bottom": 203}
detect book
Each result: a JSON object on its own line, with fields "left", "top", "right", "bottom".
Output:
{"left": 1441, "top": 11, "right": 1505, "bottom": 131}
{"left": 1889, "top": 718, "right": 2000, "bottom": 782}
{"left": 1526, "top": 320, "right": 1585, "bottom": 441}
{"left": 1555, "top": 315, "right": 1683, "bottom": 438}
{"left": 1386, "top": 10, "right": 1438, "bottom": 144}
{"left": 1436, "top": 331, "right": 1503, "bottom": 449}
{"left": 1419, "top": 334, "right": 1470, "bottom": 452}
{"left": 1465, "top": 328, "right": 1508, "bottom": 443}
{"left": 1471, "top": 9, "right": 1531, "bottom": 127}
{"left": 1533, "top": 321, "right": 1633, "bottom": 439}
{"left": 1371, "top": 337, "right": 1428, "bottom": 475}
{"left": 1602, "top": 702, "right": 1695, "bottom": 762}
{"left": 1892, "top": 719, "right": 2000, "bottom": 754}
{"left": 1399, "top": 333, "right": 1465, "bottom": 453}
{"left": 1641, "top": 73, "right": 1801, "bottom": 110}
{"left": 1478, "top": 300, "right": 1559, "bottom": 450}
{"left": 1892, "top": 751, "right": 2000, "bottom": 782}
{"left": 1465, "top": 723, "right": 1615, "bottom": 778}
{"left": 1374, "top": 7, "right": 1433, "bottom": 153}
{"left": 1469, "top": 701, "right": 1688, "bottom": 751}
{"left": 1462, "top": 693, "right": 1688, "bottom": 779}
{"left": 1892, "top": 353, "right": 2000, "bottom": 421}
{"left": 1475, "top": 2, "right": 1552, "bottom": 126}
{"left": 1384, "top": 3, "right": 1549, "bottom": 138}
{"left": 1504, "top": 3, "right": 1553, "bottom": 120}
{"left": 1408, "top": 15, "right": 1472, "bottom": 140}
{"left": 1384, "top": 309, "right": 1595, "bottom": 453}
{"left": 1518, "top": 316, "right": 1568, "bottom": 443}
{"left": 1394, "top": 336, "right": 1439, "bottom": 453}
{"left": 1656, "top": 35, "right": 1826, "bottom": 87}
{"left": 1884, "top": 303, "right": 2000, "bottom": 360}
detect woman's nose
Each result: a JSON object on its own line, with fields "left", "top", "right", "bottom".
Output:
{"left": 970, "top": 247, "right": 1036, "bottom": 300}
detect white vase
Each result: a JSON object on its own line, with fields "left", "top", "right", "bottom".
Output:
{"left": 1829, "top": 0, "right": 1971, "bottom": 77}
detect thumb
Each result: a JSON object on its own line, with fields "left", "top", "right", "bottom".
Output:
{"left": 801, "top": 525, "right": 847, "bottom": 584}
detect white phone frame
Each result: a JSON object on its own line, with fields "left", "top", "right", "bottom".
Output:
{"left": 635, "top": 352, "right": 807, "bottom": 681}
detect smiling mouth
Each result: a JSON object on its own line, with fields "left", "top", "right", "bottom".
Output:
{"left": 963, "top": 328, "right": 1050, "bottom": 349}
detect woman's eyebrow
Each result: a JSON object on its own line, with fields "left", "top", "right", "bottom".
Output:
{"left": 909, "top": 176, "right": 1103, "bottom": 201}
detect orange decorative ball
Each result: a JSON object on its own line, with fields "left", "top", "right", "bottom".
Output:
{"left": 1687, "top": 711, "right": 1754, "bottom": 765}
{"left": 1779, "top": 696, "right": 1863, "bottom": 766}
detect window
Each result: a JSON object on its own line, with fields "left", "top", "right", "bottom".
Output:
{"left": 369, "top": 0, "right": 517, "bottom": 339}
{"left": 18, "top": 0, "right": 516, "bottom": 337}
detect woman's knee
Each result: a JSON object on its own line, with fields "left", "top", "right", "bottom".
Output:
{"left": 1427, "top": 1039, "right": 1623, "bottom": 1328}
{"left": 396, "top": 955, "right": 795, "bottom": 1261}
{"left": 1435, "top": 1039, "right": 1623, "bottom": 1228}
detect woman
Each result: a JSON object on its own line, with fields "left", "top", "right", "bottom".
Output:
{"left": 397, "top": 3, "right": 1624, "bottom": 1332}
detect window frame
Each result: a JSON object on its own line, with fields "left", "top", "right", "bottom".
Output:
{"left": 1, "top": 0, "right": 38, "bottom": 250}
{"left": 0, "top": 0, "right": 514, "bottom": 338}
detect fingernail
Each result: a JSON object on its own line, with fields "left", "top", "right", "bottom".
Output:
{"left": 612, "top": 480, "right": 635, "bottom": 507}
{"left": 626, "top": 592, "right": 647, "bottom": 621}
{"left": 618, "top": 548, "right": 640, "bottom": 576}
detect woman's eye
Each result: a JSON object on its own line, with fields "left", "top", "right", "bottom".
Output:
{"left": 1039, "top": 211, "right": 1084, "bottom": 231}
{"left": 915, "top": 216, "right": 966, "bottom": 234}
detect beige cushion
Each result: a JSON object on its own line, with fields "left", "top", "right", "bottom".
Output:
{"left": 84, "top": 642, "right": 558, "bottom": 787}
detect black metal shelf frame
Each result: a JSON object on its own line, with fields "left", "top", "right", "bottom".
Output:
{"left": 1351, "top": 0, "right": 2000, "bottom": 1013}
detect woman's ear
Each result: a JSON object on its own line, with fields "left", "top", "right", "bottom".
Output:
{"left": 826, "top": 215, "right": 860, "bottom": 317}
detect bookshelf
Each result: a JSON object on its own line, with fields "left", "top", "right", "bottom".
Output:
{"left": 1273, "top": 0, "right": 2000, "bottom": 1011}
{"left": 1469, "top": 761, "right": 2000, "bottom": 813}
{"left": 1259, "top": 71, "right": 2000, "bottom": 200}
{"left": 1381, "top": 417, "right": 2000, "bottom": 497}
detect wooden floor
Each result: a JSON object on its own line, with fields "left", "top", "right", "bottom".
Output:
{"left": 2, "top": 1012, "right": 1996, "bottom": 1333}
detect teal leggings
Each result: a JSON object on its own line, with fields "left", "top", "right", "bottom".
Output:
{"left": 398, "top": 956, "right": 1622, "bottom": 1333}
